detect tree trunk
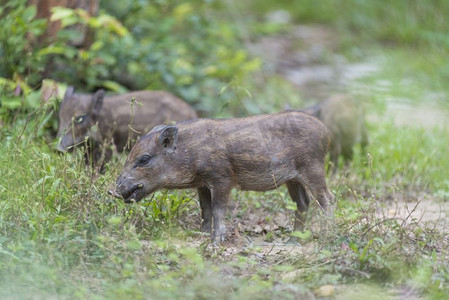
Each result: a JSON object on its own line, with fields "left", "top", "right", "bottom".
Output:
{"left": 28, "top": 0, "right": 99, "bottom": 48}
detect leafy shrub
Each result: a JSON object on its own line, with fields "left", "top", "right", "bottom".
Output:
{"left": 0, "top": 0, "right": 47, "bottom": 83}
{"left": 101, "top": 0, "right": 261, "bottom": 116}
{"left": 1, "top": 0, "right": 262, "bottom": 122}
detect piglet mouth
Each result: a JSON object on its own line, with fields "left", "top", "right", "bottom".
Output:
{"left": 121, "top": 184, "right": 144, "bottom": 203}
{"left": 108, "top": 189, "right": 122, "bottom": 199}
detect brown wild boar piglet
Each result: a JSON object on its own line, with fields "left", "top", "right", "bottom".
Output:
{"left": 57, "top": 87, "right": 197, "bottom": 165}
{"left": 303, "top": 94, "right": 368, "bottom": 172}
{"left": 115, "top": 111, "right": 333, "bottom": 243}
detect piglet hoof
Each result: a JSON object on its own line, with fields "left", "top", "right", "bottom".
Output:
{"left": 212, "top": 233, "right": 226, "bottom": 246}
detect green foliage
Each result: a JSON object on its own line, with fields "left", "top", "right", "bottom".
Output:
{"left": 101, "top": 0, "right": 261, "bottom": 116}
{"left": 0, "top": 0, "right": 47, "bottom": 82}
{"left": 0, "top": 120, "right": 196, "bottom": 298}
{"left": 341, "top": 120, "right": 449, "bottom": 195}
{"left": 47, "top": 7, "right": 131, "bottom": 90}
{"left": 1, "top": 0, "right": 262, "bottom": 119}
{"left": 0, "top": 0, "right": 52, "bottom": 120}
{"left": 370, "top": 124, "right": 448, "bottom": 189}
{"left": 0, "top": 0, "right": 131, "bottom": 92}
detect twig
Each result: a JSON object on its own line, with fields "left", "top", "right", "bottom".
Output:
{"left": 16, "top": 105, "right": 44, "bottom": 144}
{"left": 339, "top": 266, "right": 371, "bottom": 279}
{"left": 401, "top": 200, "right": 421, "bottom": 228}
{"left": 361, "top": 217, "right": 403, "bottom": 238}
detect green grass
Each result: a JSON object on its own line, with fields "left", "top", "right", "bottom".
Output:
{"left": 349, "top": 122, "right": 449, "bottom": 193}
{"left": 1, "top": 85, "right": 449, "bottom": 298}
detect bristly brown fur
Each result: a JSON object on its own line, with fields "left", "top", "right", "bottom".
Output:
{"left": 116, "top": 110, "right": 333, "bottom": 243}
{"left": 56, "top": 88, "right": 197, "bottom": 166}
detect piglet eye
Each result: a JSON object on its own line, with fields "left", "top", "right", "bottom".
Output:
{"left": 138, "top": 155, "right": 152, "bottom": 166}
{"left": 74, "top": 115, "right": 85, "bottom": 124}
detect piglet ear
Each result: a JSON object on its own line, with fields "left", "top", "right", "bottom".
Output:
{"left": 92, "top": 89, "right": 105, "bottom": 116}
{"left": 148, "top": 124, "right": 167, "bottom": 135}
{"left": 315, "top": 107, "right": 322, "bottom": 120}
{"left": 158, "top": 126, "right": 178, "bottom": 154}
{"left": 63, "top": 86, "right": 75, "bottom": 103}
{"left": 303, "top": 102, "right": 321, "bottom": 117}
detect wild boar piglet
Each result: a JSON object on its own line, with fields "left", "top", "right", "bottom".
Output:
{"left": 116, "top": 111, "right": 333, "bottom": 243}
{"left": 57, "top": 87, "right": 197, "bottom": 165}
{"left": 303, "top": 94, "right": 368, "bottom": 172}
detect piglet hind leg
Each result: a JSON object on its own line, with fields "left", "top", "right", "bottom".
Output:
{"left": 198, "top": 187, "right": 212, "bottom": 234}
{"left": 301, "top": 165, "right": 334, "bottom": 234}
{"left": 286, "top": 181, "right": 310, "bottom": 244}
{"left": 210, "top": 186, "right": 231, "bottom": 244}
